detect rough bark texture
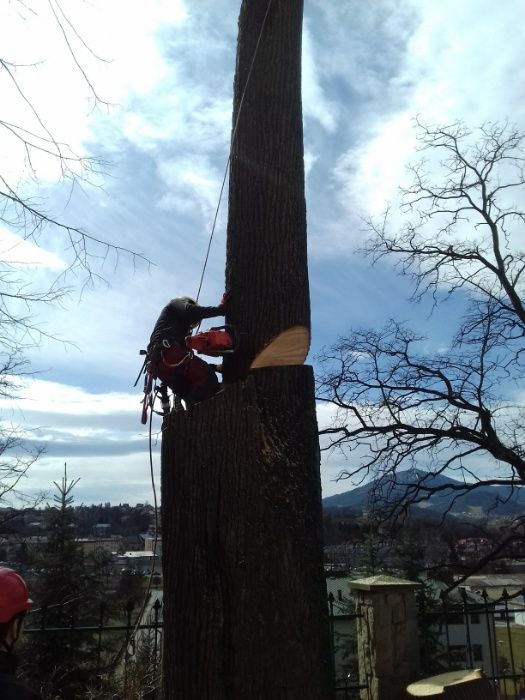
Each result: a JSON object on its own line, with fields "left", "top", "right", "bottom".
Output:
{"left": 162, "top": 366, "right": 332, "bottom": 699}
{"left": 224, "top": 0, "right": 309, "bottom": 382}
{"left": 162, "top": 0, "right": 332, "bottom": 697}
{"left": 162, "top": 367, "right": 330, "bottom": 700}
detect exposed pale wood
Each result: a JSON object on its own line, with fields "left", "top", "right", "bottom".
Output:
{"left": 407, "top": 669, "right": 488, "bottom": 697}
{"left": 250, "top": 325, "right": 309, "bottom": 368}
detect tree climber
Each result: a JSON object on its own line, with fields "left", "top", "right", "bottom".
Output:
{"left": 147, "top": 294, "right": 229, "bottom": 405}
{"left": 0, "top": 567, "right": 40, "bottom": 699}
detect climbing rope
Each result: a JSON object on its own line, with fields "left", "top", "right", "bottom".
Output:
{"left": 111, "top": 388, "right": 162, "bottom": 670}
{"left": 195, "top": 0, "right": 274, "bottom": 302}
{"left": 129, "top": 0, "right": 276, "bottom": 659}
{"left": 133, "top": 394, "right": 160, "bottom": 637}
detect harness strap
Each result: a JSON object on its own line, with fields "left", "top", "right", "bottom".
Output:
{"left": 158, "top": 339, "right": 192, "bottom": 368}
{"left": 161, "top": 349, "right": 190, "bottom": 368}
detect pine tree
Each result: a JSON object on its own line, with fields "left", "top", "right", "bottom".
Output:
{"left": 38, "top": 468, "right": 85, "bottom": 619}
{"left": 22, "top": 466, "right": 108, "bottom": 698}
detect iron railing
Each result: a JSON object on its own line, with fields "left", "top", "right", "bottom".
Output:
{"left": 328, "top": 591, "right": 365, "bottom": 699}
{"left": 419, "top": 587, "right": 525, "bottom": 700}
{"left": 20, "top": 592, "right": 362, "bottom": 698}
{"left": 25, "top": 588, "right": 524, "bottom": 699}
{"left": 22, "top": 593, "right": 164, "bottom": 697}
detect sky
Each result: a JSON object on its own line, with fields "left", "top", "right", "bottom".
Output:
{"left": 1, "top": 0, "right": 524, "bottom": 505}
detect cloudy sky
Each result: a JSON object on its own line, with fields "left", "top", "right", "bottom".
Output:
{"left": 1, "top": 0, "right": 524, "bottom": 505}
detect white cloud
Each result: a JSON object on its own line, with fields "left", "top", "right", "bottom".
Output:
{"left": 0, "top": 376, "right": 156, "bottom": 503}
{"left": 18, "top": 452, "right": 159, "bottom": 506}
{"left": 332, "top": 0, "right": 525, "bottom": 223}
{"left": 304, "top": 149, "right": 318, "bottom": 179}
{"left": 156, "top": 155, "right": 224, "bottom": 223}
{"left": 0, "top": 0, "right": 188, "bottom": 183}
{"left": 0, "top": 227, "right": 67, "bottom": 270}
{"left": 333, "top": 113, "right": 415, "bottom": 220}
{"left": 0, "top": 378, "right": 136, "bottom": 417}
{"left": 302, "top": 22, "right": 338, "bottom": 132}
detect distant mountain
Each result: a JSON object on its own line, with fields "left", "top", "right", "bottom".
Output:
{"left": 322, "top": 468, "right": 525, "bottom": 518}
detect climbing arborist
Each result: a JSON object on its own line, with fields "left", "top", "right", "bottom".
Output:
{"left": 147, "top": 294, "right": 229, "bottom": 405}
{"left": 0, "top": 567, "right": 40, "bottom": 699}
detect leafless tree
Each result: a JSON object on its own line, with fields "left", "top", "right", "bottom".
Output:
{"left": 317, "top": 120, "right": 525, "bottom": 578}
{"left": 0, "top": 1, "right": 148, "bottom": 509}
{"left": 0, "top": 350, "right": 45, "bottom": 517}
{"left": 1, "top": 1, "right": 150, "bottom": 341}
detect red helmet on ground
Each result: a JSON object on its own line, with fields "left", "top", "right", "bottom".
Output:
{"left": 0, "top": 567, "right": 32, "bottom": 623}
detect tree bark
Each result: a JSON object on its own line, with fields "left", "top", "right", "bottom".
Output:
{"left": 224, "top": 0, "right": 309, "bottom": 381}
{"left": 162, "top": 0, "right": 332, "bottom": 697}
{"left": 162, "top": 367, "right": 332, "bottom": 699}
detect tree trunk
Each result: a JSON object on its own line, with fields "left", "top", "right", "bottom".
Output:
{"left": 224, "top": 0, "right": 309, "bottom": 381}
{"left": 162, "top": 367, "right": 332, "bottom": 698}
{"left": 162, "top": 0, "right": 332, "bottom": 697}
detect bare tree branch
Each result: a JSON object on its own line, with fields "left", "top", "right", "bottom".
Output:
{"left": 318, "top": 120, "right": 525, "bottom": 575}
{"left": 0, "top": 1, "right": 150, "bottom": 509}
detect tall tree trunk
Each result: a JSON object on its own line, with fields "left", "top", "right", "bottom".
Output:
{"left": 224, "top": 0, "right": 309, "bottom": 381}
{"left": 162, "top": 1, "right": 332, "bottom": 698}
{"left": 162, "top": 367, "right": 331, "bottom": 698}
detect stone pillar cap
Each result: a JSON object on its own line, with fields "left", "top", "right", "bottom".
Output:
{"left": 348, "top": 574, "right": 422, "bottom": 592}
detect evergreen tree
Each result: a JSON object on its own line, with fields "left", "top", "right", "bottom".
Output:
{"left": 38, "top": 468, "right": 85, "bottom": 617}
{"left": 21, "top": 466, "right": 109, "bottom": 698}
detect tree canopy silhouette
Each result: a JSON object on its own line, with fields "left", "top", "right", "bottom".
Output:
{"left": 318, "top": 120, "right": 525, "bottom": 577}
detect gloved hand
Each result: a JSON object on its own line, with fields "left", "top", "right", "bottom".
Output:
{"left": 220, "top": 291, "right": 230, "bottom": 307}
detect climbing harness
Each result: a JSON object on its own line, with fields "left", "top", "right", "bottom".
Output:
{"left": 136, "top": 0, "right": 274, "bottom": 415}
{"left": 136, "top": 326, "right": 237, "bottom": 424}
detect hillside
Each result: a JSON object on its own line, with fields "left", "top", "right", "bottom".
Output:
{"left": 322, "top": 469, "right": 525, "bottom": 518}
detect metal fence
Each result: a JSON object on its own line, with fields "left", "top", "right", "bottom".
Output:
{"left": 21, "top": 592, "right": 361, "bottom": 698}
{"left": 328, "top": 591, "right": 365, "bottom": 699}
{"left": 327, "top": 584, "right": 525, "bottom": 700}
{"left": 419, "top": 587, "right": 525, "bottom": 700}
{"left": 25, "top": 586, "right": 525, "bottom": 699}
{"left": 22, "top": 593, "right": 164, "bottom": 697}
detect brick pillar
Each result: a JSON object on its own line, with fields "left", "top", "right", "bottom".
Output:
{"left": 348, "top": 575, "right": 421, "bottom": 700}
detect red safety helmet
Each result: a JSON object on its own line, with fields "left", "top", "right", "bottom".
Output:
{"left": 0, "top": 567, "right": 32, "bottom": 623}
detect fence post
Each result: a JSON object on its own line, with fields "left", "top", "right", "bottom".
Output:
{"left": 348, "top": 575, "right": 421, "bottom": 700}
